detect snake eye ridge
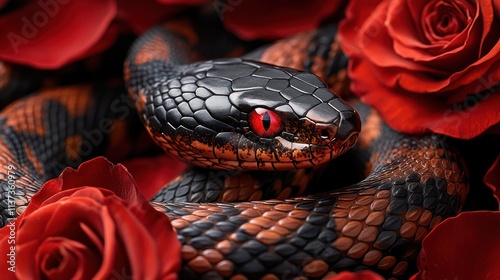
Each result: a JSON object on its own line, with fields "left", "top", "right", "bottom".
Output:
{"left": 249, "top": 108, "right": 283, "bottom": 138}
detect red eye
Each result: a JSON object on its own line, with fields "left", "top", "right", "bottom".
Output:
{"left": 249, "top": 108, "right": 283, "bottom": 137}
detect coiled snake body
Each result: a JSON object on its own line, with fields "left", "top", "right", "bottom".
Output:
{"left": 0, "top": 20, "right": 468, "bottom": 279}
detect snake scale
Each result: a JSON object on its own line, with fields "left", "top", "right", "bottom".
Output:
{"left": 0, "top": 16, "right": 468, "bottom": 279}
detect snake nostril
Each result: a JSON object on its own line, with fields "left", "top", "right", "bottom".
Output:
{"left": 315, "top": 123, "right": 337, "bottom": 143}
{"left": 320, "top": 129, "right": 330, "bottom": 139}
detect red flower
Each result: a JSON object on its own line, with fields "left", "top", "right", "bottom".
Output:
{"left": 412, "top": 211, "right": 500, "bottom": 279}
{"left": 221, "top": 0, "right": 344, "bottom": 40}
{"left": 485, "top": 154, "right": 500, "bottom": 208}
{"left": 339, "top": 0, "right": 500, "bottom": 139}
{"left": 0, "top": 157, "right": 181, "bottom": 279}
{"left": 323, "top": 270, "right": 384, "bottom": 280}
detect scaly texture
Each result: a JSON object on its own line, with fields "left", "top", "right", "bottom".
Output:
{"left": 124, "top": 23, "right": 468, "bottom": 279}
{"left": 0, "top": 19, "right": 469, "bottom": 279}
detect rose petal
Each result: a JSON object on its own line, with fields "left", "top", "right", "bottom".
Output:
{"left": 495, "top": 0, "right": 500, "bottom": 18}
{"left": 116, "top": 0, "right": 197, "bottom": 34}
{"left": 106, "top": 200, "right": 159, "bottom": 278}
{"left": 93, "top": 201, "right": 127, "bottom": 279}
{"left": 389, "top": 0, "right": 480, "bottom": 68}
{"left": 56, "top": 157, "right": 142, "bottom": 204}
{"left": 121, "top": 154, "right": 186, "bottom": 200}
{"left": 350, "top": 55, "right": 500, "bottom": 138}
{"left": 12, "top": 157, "right": 148, "bottom": 220}
{"left": 20, "top": 194, "right": 105, "bottom": 240}
{"left": 126, "top": 190, "right": 181, "bottom": 278}
{"left": 414, "top": 211, "right": 500, "bottom": 279}
{"left": 340, "top": 0, "right": 451, "bottom": 79}
{"left": 222, "top": 0, "right": 343, "bottom": 40}
{"left": 0, "top": 0, "right": 117, "bottom": 68}
{"left": 484, "top": 154, "right": 500, "bottom": 208}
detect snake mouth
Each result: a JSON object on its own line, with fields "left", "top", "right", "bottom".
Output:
{"left": 213, "top": 132, "right": 359, "bottom": 171}
{"left": 148, "top": 125, "right": 358, "bottom": 171}
{"left": 270, "top": 133, "right": 358, "bottom": 168}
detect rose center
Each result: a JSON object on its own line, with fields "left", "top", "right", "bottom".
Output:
{"left": 440, "top": 14, "right": 450, "bottom": 27}
{"left": 38, "top": 238, "right": 84, "bottom": 279}
{"left": 43, "top": 250, "right": 64, "bottom": 271}
{"left": 423, "top": 0, "right": 472, "bottom": 42}
{"left": 435, "top": 12, "right": 460, "bottom": 36}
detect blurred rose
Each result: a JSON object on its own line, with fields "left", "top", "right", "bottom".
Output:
{"left": 221, "top": 0, "right": 345, "bottom": 39}
{"left": 0, "top": 0, "right": 203, "bottom": 69}
{"left": 0, "top": 0, "right": 118, "bottom": 68}
{"left": 0, "top": 0, "right": 348, "bottom": 68}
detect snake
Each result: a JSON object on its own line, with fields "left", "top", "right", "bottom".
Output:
{"left": 0, "top": 16, "right": 468, "bottom": 279}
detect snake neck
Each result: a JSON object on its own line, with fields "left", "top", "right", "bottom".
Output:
{"left": 125, "top": 25, "right": 190, "bottom": 104}
{"left": 152, "top": 166, "right": 321, "bottom": 203}
{"left": 124, "top": 13, "right": 251, "bottom": 107}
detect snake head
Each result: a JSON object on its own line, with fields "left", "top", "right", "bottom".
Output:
{"left": 142, "top": 58, "right": 360, "bottom": 170}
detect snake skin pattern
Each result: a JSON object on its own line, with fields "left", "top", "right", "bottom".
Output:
{"left": 123, "top": 23, "right": 469, "bottom": 279}
{"left": 155, "top": 120, "right": 467, "bottom": 279}
{"left": 0, "top": 18, "right": 468, "bottom": 279}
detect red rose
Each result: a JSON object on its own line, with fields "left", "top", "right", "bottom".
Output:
{"left": 339, "top": 0, "right": 500, "bottom": 139}
{"left": 221, "top": 0, "right": 345, "bottom": 40}
{"left": 411, "top": 211, "right": 500, "bottom": 279}
{"left": 0, "top": 157, "right": 181, "bottom": 279}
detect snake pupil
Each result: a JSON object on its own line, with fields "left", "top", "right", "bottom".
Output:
{"left": 262, "top": 112, "right": 271, "bottom": 131}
